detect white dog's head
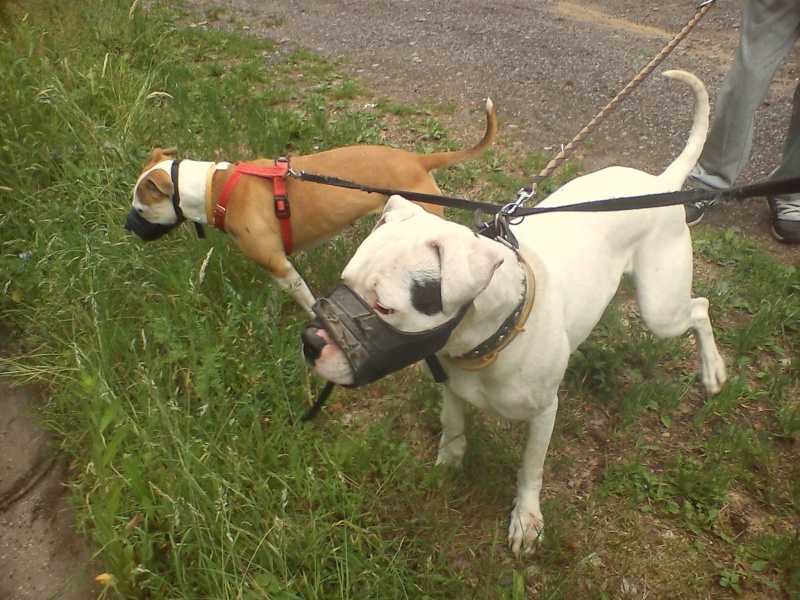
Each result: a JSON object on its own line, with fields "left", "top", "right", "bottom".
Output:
{"left": 302, "top": 196, "right": 504, "bottom": 385}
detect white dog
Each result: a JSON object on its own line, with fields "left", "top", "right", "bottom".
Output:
{"left": 302, "top": 70, "right": 726, "bottom": 555}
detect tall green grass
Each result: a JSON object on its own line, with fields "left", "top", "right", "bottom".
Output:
{"left": 1, "top": 0, "right": 798, "bottom": 598}
{"left": 0, "top": 2, "right": 498, "bottom": 597}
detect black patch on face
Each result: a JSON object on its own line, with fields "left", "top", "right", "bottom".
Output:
{"left": 411, "top": 278, "right": 443, "bottom": 315}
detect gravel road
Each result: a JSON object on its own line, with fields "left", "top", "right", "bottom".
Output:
{"left": 188, "top": 0, "right": 800, "bottom": 259}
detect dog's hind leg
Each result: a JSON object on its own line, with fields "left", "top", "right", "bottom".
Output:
{"left": 632, "top": 227, "right": 726, "bottom": 395}
{"left": 688, "top": 296, "right": 727, "bottom": 395}
{"left": 639, "top": 292, "right": 725, "bottom": 395}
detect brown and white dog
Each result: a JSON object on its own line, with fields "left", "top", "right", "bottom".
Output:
{"left": 302, "top": 71, "right": 726, "bottom": 554}
{"left": 126, "top": 100, "right": 497, "bottom": 314}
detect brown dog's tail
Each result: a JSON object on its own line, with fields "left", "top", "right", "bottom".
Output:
{"left": 417, "top": 98, "right": 498, "bottom": 172}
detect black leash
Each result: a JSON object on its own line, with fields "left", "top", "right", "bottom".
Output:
{"left": 293, "top": 170, "right": 800, "bottom": 218}
{"left": 293, "top": 170, "right": 502, "bottom": 214}
{"left": 297, "top": 170, "right": 800, "bottom": 421}
{"left": 301, "top": 359, "right": 447, "bottom": 422}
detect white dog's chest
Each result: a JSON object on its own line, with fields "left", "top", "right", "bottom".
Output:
{"left": 442, "top": 362, "right": 563, "bottom": 421}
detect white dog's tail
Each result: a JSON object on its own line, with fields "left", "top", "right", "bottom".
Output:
{"left": 657, "top": 70, "right": 710, "bottom": 190}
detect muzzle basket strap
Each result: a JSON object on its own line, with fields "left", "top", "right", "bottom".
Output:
{"left": 425, "top": 355, "right": 449, "bottom": 384}
{"left": 301, "top": 381, "right": 336, "bottom": 422}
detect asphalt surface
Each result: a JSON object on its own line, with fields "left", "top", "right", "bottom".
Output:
{"left": 188, "top": 0, "right": 799, "bottom": 259}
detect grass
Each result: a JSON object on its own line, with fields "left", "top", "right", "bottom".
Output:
{"left": 1, "top": 0, "right": 798, "bottom": 598}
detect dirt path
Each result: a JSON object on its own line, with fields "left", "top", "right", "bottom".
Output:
{"left": 0, "top": 387, "right": 99, "bottom": 599}
{"left": 0, "top": 328, "right": 100, "bottom": 599}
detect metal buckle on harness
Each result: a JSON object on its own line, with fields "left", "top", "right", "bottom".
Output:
{"left": 274, "top": 157, "right": 291, "bottom": 219}
{"left": 274, "top": 197, "right": 290, "bottom": 219}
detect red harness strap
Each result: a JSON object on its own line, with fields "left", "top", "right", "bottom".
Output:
{"left": 213, "top": 158, "right": 293, "bottom": 254}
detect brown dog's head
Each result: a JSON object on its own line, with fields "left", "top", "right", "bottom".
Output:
{"left": 125, "top": 147, "right": 185, "bottom": 240}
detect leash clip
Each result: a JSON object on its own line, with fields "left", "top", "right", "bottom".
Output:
{"left": 513, "top": 186, "right": 536, "bottom": 208}
{"left": 476, "top": 211, "right": 520, "bottom": 249}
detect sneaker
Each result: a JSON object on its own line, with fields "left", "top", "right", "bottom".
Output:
{"left": 768, "top": 197, "right": 800, "bottom": 244}
{"left": 683, "top": 177, "right": 720, "bottom": 226}
{"left": 685, "top": 198, "right": 717, "bottom": 226}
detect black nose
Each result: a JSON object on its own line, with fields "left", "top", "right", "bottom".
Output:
{"left": 302, "top": 326, "right": 327, "bottom": 363}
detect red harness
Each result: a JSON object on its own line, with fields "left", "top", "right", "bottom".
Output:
{"left": 213, "top": 158, "right": 293, "bottom": 254}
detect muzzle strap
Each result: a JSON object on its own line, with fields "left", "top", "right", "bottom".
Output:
{"left": 170, "top": 159, "right": 205, "bottom": 239}
{"left": 301, "top": 381, "right": 336, "bottom": 422}
{"left": 425, "top": 355, "right": 449, "bottom": 383}
{"left": 171, "top": 160, "right": 184, "bottom": 222}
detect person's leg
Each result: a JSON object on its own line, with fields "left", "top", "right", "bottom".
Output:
{"left": 686, "top": 0, "right": 800, "bottom": 224}
{"left": 768, "top": 79, "right": 800, "bottom": 243}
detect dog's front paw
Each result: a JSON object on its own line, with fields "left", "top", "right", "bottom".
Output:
{"left": 701, "top": 354, "right": 727, "bottom": 396}
{"left": 508, "top": 504, "right": 544, "bottom": 556}
{"left": 435, "top": 433, "right": 467, "bottom": 467}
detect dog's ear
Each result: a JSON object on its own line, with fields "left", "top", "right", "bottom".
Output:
{"left": 432, "top": 232, "right": 504, "bottom": 314}
{"left": 140, "top": 170, "right": 174, "bottom": 201}
{"left": 373, "top": 195, "right": 426, "bottom": 230}
{"left": 146, "top": 147, "right": 178, "bottom": 168}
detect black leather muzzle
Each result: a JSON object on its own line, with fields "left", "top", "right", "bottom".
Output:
{"left": 303, "top": 284, "right": 468, "bottom": 388}
{"left": 124, "top": 209, "right": 183, "bottom": 241}
{"left": 125, "top": 159, "right": 196, "bottom": 241}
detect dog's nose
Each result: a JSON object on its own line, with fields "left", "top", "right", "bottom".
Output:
{"left": 302, "top": 327, "right": 327, "bottom": 363}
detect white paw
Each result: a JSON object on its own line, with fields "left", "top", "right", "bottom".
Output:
{"left": 702, "top": 355, "right": 727, "bottom": 396}
{"left": 435, "top": 434, "right": 467, "bottom": 467}
{"left": 507, "top": 505, "right": 544, "bottom": 556}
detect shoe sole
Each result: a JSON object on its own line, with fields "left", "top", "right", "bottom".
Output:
{"left": 770, "top": 224, "right": 800, "bottom": 244}
{"left": 686, "top": 213, "right": 705, "bottom": 227}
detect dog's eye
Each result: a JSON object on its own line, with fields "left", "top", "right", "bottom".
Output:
{"left": 375, "top": 302, "right": 396, "bottom": 317}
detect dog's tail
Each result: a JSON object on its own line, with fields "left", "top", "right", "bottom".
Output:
{"left": 657, "top": 70, "right": 710, "bottom": 189}
{"left": 417, "top": 98, "right": 498, "bottom": 171}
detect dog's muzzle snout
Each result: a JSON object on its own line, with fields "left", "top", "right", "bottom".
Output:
{"left": 125, "top": 209, "right": 182, "bottom": 241}
{"left": 305, "top": 284, "right": 468, "bottom": 387}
